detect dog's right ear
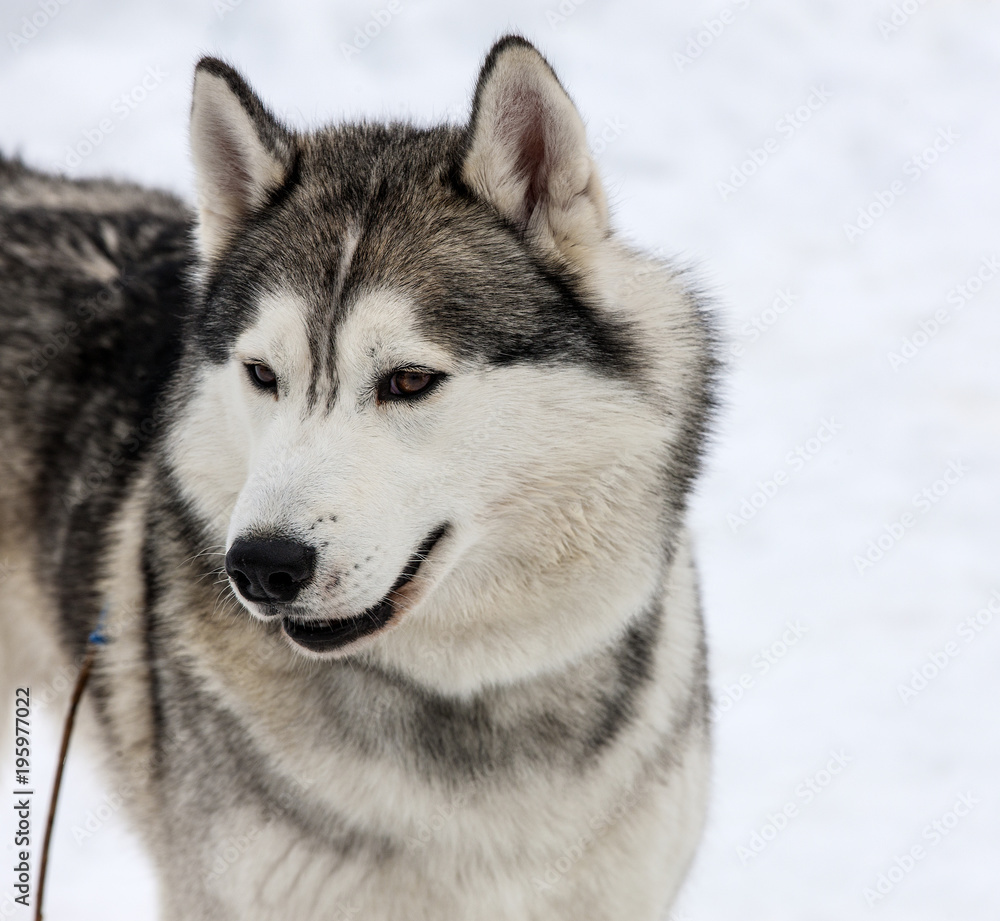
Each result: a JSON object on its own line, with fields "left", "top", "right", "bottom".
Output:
{"left": 189, "top": 58, "right": 294, "bottom": 261}
{"left": 460, "top": 37, "right": 609, "bottom": 269}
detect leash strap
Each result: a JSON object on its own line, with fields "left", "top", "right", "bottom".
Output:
{"left": 35, "top": 605, "right": 108, "bottom": 921}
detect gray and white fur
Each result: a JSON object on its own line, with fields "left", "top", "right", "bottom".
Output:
{"left": 0, "top": 36, "right": 716, "bottom": 920}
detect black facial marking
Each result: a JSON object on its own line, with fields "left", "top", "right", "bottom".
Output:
{"left": 186, "top": 123, "right": 643, "bottom": 394}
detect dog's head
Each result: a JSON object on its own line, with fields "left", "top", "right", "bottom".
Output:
{"left": 168, "top": 37, "right": 712, "bottom": 691}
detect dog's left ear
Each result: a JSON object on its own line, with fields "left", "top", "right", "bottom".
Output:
{"left": 462, "top": 37, "right": 609, "bottom": 264}
{"left": 189, "top": 58, "right": 294, "bottom": 261}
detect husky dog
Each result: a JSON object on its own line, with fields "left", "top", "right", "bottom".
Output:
{"left": 0, "top": 36, "right": 715, "bottom": 920}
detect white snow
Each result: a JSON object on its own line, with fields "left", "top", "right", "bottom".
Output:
{"left": 1, "top": 1, "right": 997, "bottom": 918}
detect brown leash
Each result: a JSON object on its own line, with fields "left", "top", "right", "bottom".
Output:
{"left": 35, "top": 608, "right": 107, "bottom": 921}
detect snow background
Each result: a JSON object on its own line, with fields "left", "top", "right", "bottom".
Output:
{"left": 1, "top": 0, "right": 998, "bottom": 918}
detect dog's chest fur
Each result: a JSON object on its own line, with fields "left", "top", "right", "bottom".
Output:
{"left": 94, "top": 488, "right": 709, "bottom": 920}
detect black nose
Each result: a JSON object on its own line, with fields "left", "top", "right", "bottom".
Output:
{"left": 225, "top": 538, "right": 316, "bottom": 605}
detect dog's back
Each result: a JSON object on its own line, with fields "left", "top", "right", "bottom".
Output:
{"left": 0, "top": 156, "right": 189, "bottom": 708}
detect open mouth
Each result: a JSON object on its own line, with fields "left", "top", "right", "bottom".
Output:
{"left": 280, "top": 524, "right": 448, "bottom": 654}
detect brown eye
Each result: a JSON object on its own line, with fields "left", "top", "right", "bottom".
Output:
{"left": 392, "top": 371, "right": 432, "bottom": 395}
{"left": 246, "top": 362, "right": 278, "bottom": 392}
{"left": 378, "top": 369, "right": 444, "bottom": 403}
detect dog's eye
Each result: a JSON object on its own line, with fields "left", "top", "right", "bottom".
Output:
{"left": 246, "top": 362, "right": 278, "bottom": 393}
{"left": 377, "top": 369, "right": 443, "bottom": 403}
